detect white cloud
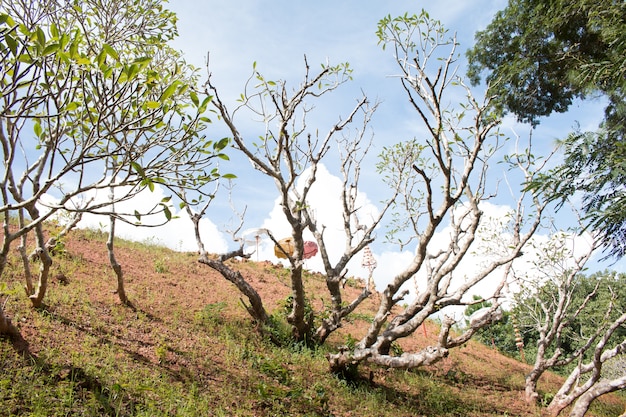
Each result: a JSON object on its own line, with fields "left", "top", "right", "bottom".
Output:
{"left": 44, "top": 185, "right": 228, "bottom": 254}
{"left": 239, "top": 163, "right": 380, "bottom": 271}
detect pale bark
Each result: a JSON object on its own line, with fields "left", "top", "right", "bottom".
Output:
{"left": 545, "top": 316, "right": 626, "bottom": 415}
{"left": 204, "top": 56, "right": 389, "bottom": 345}
{"left": 325, "top": 13, "right": 548, "bottom": 374}
{"left": 328, "top": 343, "right": 449, "bottom": 372}
{"left": 315, "top": 284, "right": 371, "bottom": 344}
{"left": 0, "top": 213, "right": 15, "bottom": 335}
{"left": 26, "top": 214, "right": 52, "bottom": 308}
{"left": 568, "top": 376, "right": 626, "bottom": 417}
{"left": 185, "top": 191, "right": 270, "bottom": 328}
{"left": 519, "top": 235, "right": 597, "bottom": 404}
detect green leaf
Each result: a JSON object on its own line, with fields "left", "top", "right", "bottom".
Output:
{"left": 97, "top": 49, "right": 107, "bottom": 67}
{"left": 69, "top": 39, "right": 79, "bottom": 58}
{"left": 222, "top": 173, "right": 237, "bottom": 179}
{"left": 33, "top": 121, "right": 42, "bottom": 138}
{"left": 131, "top": 162, "right": 146, "bottom": 178}
{"left": 5, "top": 34, "right": 17, "bottom": 55}
{"left": 134, "top": 210, "right": 141, "bottom": 221}
{"left": 123, "top": 64, "right": 139, "bottom": 82}
{"left": 0, "top": 14, "right": 14, "bottom": 26}
{"left": 36, "top": 27, "right": 46, "bottom": 46}
{"left": 133, "top": 56, "right": 152, "bottom": 66}
{"left": 145, "top": 101, "right": 160, "bottom": 109}
{"left": 198, "top": 95, "right": 212, "bottom": 113}
{"left": 161, "top": 196, "right": 172, "bottom": 203}
{"left": 17, "top": 54, "right": 32, "bottom": 63}
{"left": 160, "top": 81, "right": 179, "bottom": 102}
{"left": 189, "top": 91, "right": 199, "bottom": 107}
{"left": 50, "top": 22, "right": 59, "bottom": 39}
{"left": 64, "top": 102, "right": 80, "bottom": 111}
{"left": 214, "top": 137, "right": 230, "bottom": 151}
{"left": 162, "top": 204, "right": 172, "bottom": 221}
{"left": 102, "top": 43, "right": 119, "bottom": 60}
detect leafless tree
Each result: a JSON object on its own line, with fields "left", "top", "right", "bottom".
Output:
{"left": 511, "top": 231, "right": 626, "bottom": 415}
{"left": 511, "top": 231, "right": 597, "bottom": 405}
{"left": 198, "top": 55, "right": 402, "bottom": 343}
{"left": 327, "top": 12, "right": 548, "bottom": 373}
{"left": 551, "top": 317, "right": 625, "bottom": 417}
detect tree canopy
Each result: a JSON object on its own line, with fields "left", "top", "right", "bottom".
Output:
{"left": 467, "top": 0, "right": 626, "bottom": 258}
{"left": 467, "top": 0, "right": 625, "bottom": 125}
{"left": 0, "top": 0, "right": 221, "bottom": 317}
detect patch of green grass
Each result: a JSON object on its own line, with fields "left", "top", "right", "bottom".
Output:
{"left": 194, "top": 301, "right": 227, "bottom": 328}
{"left": 588, "top": 398, "right": 625, "bottom": 417}
{"left": 153, "top": 257, "right": 169, "bottom": 274}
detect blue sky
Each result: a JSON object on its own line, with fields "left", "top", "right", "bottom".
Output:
{"left": 76, "top": 1, "right": 623, "bottom": 290}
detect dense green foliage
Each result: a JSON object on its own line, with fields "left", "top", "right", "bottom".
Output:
{"left": 467, "top": 0, "right": 626, "bottom": 258}
{"left": 479, "top": 271, "right": 626, "bottom": 374}
{"left": 529, "top": 124, "right": 626, "bottom": 258}
{"left": 472, "top": 311, "right": 520, "bottom": 357}
{"left": 467, "top": 0, "right": 625, "bottom": 125}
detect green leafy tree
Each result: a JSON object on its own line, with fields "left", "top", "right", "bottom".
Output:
{"left": 467, "top": 0, "right": 625, "bottom": 125}
{"left": 530, "top": 126, "right": 626, "bottom": 259}
{"left": 466, "top": 0, "right": 626, "bottom": 259}
{"left": 0, "top": 0, "right": 221, "bottom": 330}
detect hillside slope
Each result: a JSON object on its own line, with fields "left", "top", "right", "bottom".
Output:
{"left": 1, "top": 227, "right": 624, "bottom": 416}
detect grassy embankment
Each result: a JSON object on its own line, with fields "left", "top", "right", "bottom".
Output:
{"left": 1, "top": 225, "right": 624, "bottom": 416}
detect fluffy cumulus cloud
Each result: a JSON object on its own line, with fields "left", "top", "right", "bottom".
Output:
{"left": 39, "top": 162, "right": 603, "bottom": 311}
{"left": 240, "top": 163, "right": 381, "bottom": 273}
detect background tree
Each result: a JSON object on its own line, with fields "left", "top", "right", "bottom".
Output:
{"left": 466, "top": 0, "right": 625, "bottom": 125}
{"left": 327, "top": 11, "right": 548, "bottom": 373}
{"left": 198, "top": 57, "right": 400, "bottom": 344}
{"left": 466, "top": 0, "right": 626, "bottom": 258}
{"left": 0, "top": 0, "right": 219, "bottom": 326}
{"left": 508, "top": 230, "right": 626, "bottom": 414}
{"left": 550, "top": 313, "right": 626, "bottom": 417}
{"left": 510, "top": 231, "right": 596, "bottom": 404}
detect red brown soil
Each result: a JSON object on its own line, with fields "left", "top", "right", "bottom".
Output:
{"left": 3, "top": 228, "right": 625, "bottom": 416}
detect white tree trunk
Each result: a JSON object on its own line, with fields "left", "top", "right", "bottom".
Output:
{"left": 568, "top": 376, "right": 626, "bottom": 417}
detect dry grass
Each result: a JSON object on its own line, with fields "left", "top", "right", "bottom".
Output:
{"left": 1, "top": 225, "right": 624, "bottom": 416}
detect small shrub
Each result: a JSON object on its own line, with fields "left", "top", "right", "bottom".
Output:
{"left": 390, "top": 342, "right": 403, "bottom": 357}
{"left": 154, "top": 258, "right": 169, "bottom": 273}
